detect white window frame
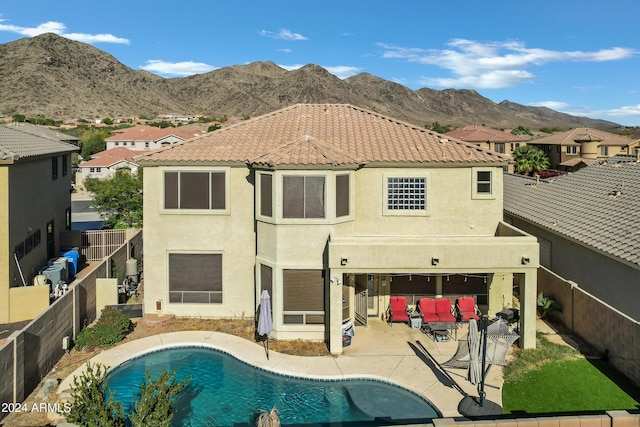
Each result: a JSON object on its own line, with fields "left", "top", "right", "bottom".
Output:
{"left": 472, "top": 168, "right": 496, "bottom": 200}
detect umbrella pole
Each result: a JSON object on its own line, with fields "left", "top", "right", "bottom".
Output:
{"left": 265, "top": 336, "right": 269, "bottom": 360}
{"left": 478, "top": 315, "right": 488, "bottom": 407}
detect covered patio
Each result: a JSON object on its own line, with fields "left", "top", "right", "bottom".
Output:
{"left": 340, "top": 317, "right": 505, "bottom": 416}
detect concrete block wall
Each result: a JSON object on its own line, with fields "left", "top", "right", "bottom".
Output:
{"left": 538, "top": 267, "right": 640, "bottom": 389}
{"left": 0, "top": 230, "right": 142, "bottom": 422}
{"left": 433, "top": 411, "right": 639, "bottom": 427}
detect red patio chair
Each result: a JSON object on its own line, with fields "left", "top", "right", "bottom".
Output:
{"left": 455, "top": 296, "right": 480, "bottom": 322}
{"left": 388, "top": 296, "right": 409, "bottom": 326}
{"left": 435, "top": 298, "right": 456, "bottom": 322}
{"left": 416, "top": 298, "right": 439, "bottom": 323}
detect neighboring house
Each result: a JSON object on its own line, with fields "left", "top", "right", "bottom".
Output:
{"left": 137, "top": 104, "right": 540, "bottom": 354}
{"left": 0, "top": 125, "right": 78, "bottom": 323}
{"left": 445, "top": 125, "right": 527, "bottom": 173}
{"left": 75, "top": 147, "right": 147, "bottom": 189}
{"left": 526, "top": 127, "right": 637, "bottom": 172}
{"left": 503, "top": 154, "right": 640, "bottom": 321}
{"left": 4, "top": 122, "right": 80, "bottom": 146}
{"left": 105, "top": 125, "right": 197, "bottom": 150}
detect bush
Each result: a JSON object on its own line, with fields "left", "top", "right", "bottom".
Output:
{"left": 129, "top": 369, "right": 190, "bottom": 427}
{"left": 64, "top": 362, "right": 126, "bottom": 427}
{"left": 75, "top": 307, "right": 131, "bottom": 351}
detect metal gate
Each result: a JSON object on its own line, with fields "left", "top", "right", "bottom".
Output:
{"left": 355, "top": 289, "right": 368, "bottom": 327}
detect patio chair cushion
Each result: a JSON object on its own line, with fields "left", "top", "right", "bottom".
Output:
{"left": 435, "top": 298, "right": 456, "bottom": 322}
{"left": 416, "top": 298, "right": 439, "bottom": 322}
{"left": 456, "top": 296, "right": 480, "bottom": 321}
{"left": 389, "top": 296, "right": 409, "bottom": 322}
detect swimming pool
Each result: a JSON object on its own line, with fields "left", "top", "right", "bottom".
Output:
{"left": 107, "top": 346, "right": 440, "bottom": 426}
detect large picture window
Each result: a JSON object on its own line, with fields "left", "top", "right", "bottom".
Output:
{"left": 169, "top": 253, "right": 222, "bottom": 303}
{"left": 283, "top": 176, "right": 325, "bottom": 218}
{"left": 164, "top": 171, "right": 226, "bottom": 210}
{"left": 387, "top": 177, "right": 425, "bottom": 210}
{"left": 283, "top": 269, "right": 325, "bottom": 324}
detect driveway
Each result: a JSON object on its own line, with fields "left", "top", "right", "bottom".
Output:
{"left": 71, "top": 191, "right": 104, "bottom": 230}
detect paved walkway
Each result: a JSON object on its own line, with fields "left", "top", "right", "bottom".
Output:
{"left": 58, "top": 320, "right": 503, "bottom": 420}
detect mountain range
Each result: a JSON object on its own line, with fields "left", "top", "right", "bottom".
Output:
{"left": 0, "top": 33, "right": 619, "bottom": 130}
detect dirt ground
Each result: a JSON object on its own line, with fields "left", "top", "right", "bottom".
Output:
{"left": 1, "top": 316, "right": 329, "bottom": 427}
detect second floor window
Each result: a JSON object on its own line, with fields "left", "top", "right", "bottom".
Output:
{"left": 600, "top": 146, "right": 609, "bottom": 156}
{"left": 164, "top": 171, "right": 226, "bottom": 210}
{"left": 494, "top": 143, "right": 505, "bottom": 153}
{"left": 477, "top": 171, "right": 492, "bottom": 194}
{"left": 387, "top": 177, "right": 425, "bottom": 210}
{"left": 283, "top": 175, "right": 325, "bottom": 218}
{"left": 566, "top": 146, "right": 577, "bottom": 154}
{"left": 52, "top": 157, "right": 58, "bottom": 180}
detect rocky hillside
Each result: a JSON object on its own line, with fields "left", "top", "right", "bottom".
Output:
{"left": 0, "top": 33, "right": 619, "bottom": 129}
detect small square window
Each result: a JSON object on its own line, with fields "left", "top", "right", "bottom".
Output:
{"left": 477, "top": 171, "right": 492, "bottom": 194}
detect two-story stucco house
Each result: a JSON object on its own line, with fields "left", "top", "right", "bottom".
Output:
{"left": 138, "top": 104, "right": 539, "bottom": 354}
{"left": 105, "top": 125, "right": 198, "bottom": 151}
{"left": 75, "top": 147, "right": 147, "bottom": 189}
{"left": 0, "top": 125, "right": 78, "bottom": 323}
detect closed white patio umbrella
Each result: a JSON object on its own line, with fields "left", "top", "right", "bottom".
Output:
{"left": 467, "top": 318, "right": 481, "bottom": 385}
{"left": 257, "top": 290, "right": 273, "bottom": 359}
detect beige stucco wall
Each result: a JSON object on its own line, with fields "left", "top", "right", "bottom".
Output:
{"left": 145, "top": 163, "right": 539, "bottom": 352}
{"left": 143, "top": 166, "right": 256, "bottom": 318}
{"left": 1, "top": 155, "right": 72, "bottom": 323}
{"left": 0, "top": 166, "right": 9, "bottom": 321}
{"left": 7, "top": 284, "right": 49, "bottom": 322}
{"left": 96, "top": 278, "right": 118, "bottom": 318}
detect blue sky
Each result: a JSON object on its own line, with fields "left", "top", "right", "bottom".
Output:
{"left": 1, "top": 0, "right": 639, "bottom": 126}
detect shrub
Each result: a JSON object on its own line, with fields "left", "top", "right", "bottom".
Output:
{"left": 75, "top": 307, "right": 131, "bottom": 351}
{"left": 64, "top": 362, "right": 126, "bottom": 427}
{"left": 129, "top": 368, "right": 190, "bottom": 427}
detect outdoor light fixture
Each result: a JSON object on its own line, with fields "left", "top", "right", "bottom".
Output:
{"left": 341, "top": 258, "right": 348, "bottom": 266}
{"left": 431, "top": 257, "right": 439, "bottom": 265}
{"left": 521, "top": 257, "right": 530, "bottom": 265}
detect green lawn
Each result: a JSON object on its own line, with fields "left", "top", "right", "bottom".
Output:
{"left": 502, "top": 335, "right": 640, "bottom": 414}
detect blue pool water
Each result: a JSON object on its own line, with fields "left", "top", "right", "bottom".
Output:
{"left": 107, "top": 347, "right": 440, "bottom": 427}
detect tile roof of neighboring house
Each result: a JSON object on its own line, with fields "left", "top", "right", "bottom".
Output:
{"left": 503, "top": 155, "right": 640, "bottom": 267}
{"left": 527, "top": 127, "right": 633, "bottom": 147}
{"left": 0, "top": 125, "right": 79, "bottom": 162}
{"left": 445, "top": 125, "right": 527, "bottom": 143}
{"left": 79, "top": 147, "right": 148, "bottom": 168}
{"left": 137, "top": 104, "right": 511, "bottom": 167}
{"left": 106, "top": 125, "right": 198, "bottom": 142}
{"left": 4, "top": 122, "right": 80, "bottom": 144}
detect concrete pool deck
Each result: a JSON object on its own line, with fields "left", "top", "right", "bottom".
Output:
{"left": 58, "top": 319, "right": 504, "bottom": 420}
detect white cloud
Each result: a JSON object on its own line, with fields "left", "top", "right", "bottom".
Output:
{"left": 278, "top": 64, "right": 361, "bottom": 79}
{"left": 379, "top": 39, "right": 638, "bottom": 89}
{"left": 529, "top": 101, "right": 640, "bottom": 123}
{"left": 141, "top": 60, "right": 217, "bottom": 77}
{"left": 323, "top": 65, "right": 362, "bottom": 79}
{"left": 259, "top": 28, "right": 307, "bottom": 41}
{"left": 0, "top": 18, "right": 129, "bottom": 44}
{"left": 277, "top": 48, "right": 292, "bottom": 53}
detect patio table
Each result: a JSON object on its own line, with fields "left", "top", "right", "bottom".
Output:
{"left": 421, "top": 321, "right": 458, "bottom": 341}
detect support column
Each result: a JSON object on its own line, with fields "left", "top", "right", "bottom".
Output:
{"left": 435, "top": 274, "right": 443, "bottom": 298}
{"left": 519, "top": 269, "right": 537, "bottom": 349}
{"left": 329, "top": 270, "right": 344, "bottom": 355}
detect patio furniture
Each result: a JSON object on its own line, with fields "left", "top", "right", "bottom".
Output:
{"left": 455, "top": 296, "right": 481, "bottom": 322}
{"left": 388, "top": 296, "right": 409, "bottom": 326}
{"left": 421, "top": 321, "right": 459, "bottom": 341}
{"left": 416, "top": 298, "right": 439, "bottom": 323}
{"left": 435, "top": 298, "right": 457, "bottom": 323}
{"left": 409, "top": 312, "right": 422, "bottom": 329}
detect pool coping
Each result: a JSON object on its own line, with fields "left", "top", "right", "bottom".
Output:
{"left": 57, "top": 330, "right": 501, "bottom": 418}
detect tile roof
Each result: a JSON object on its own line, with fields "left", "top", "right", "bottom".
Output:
{"left": 445, "top": 125, "right": 527, "bottom": 143}
{"left": 106, "top": 125, "right": 198, "bottom": 142}
{"left": 137, "top": 104, "right": 511, "bottom": 167}
{"left": 4, "top": 122, "right": 80, "bottom": 143}
{"left": 0, "top": 125, "right": 79, "bottom": 162}
{"left": 79, "top": 147, "right": 149, "bottom": 167}
{"left": 503, "top": 155, "right": 640, "bottom": 267}
{"left": 528, "top": 127, "right": 632, "bottom": 147}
